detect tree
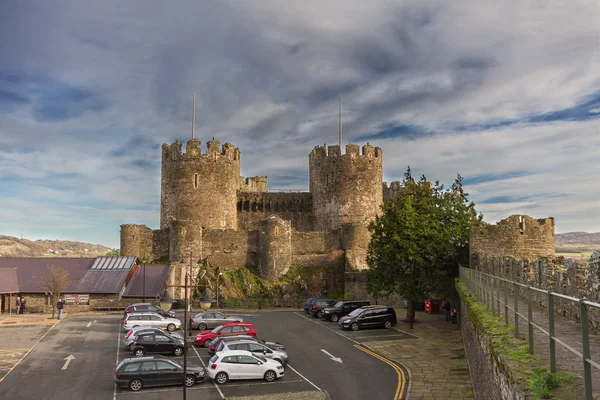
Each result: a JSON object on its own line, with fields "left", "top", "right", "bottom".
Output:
{"left": 42, "top": 266, "right": 71, "bottom": 318}
{"left": 366, "top": 167, "right": 481, "bottom": 325}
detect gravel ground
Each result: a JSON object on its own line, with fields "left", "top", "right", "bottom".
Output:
{"left": 227, "top": 390, "right": 331, "bottom": 400}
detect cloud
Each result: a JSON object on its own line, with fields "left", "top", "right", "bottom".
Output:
{"left": 0, "top": 0, "right": 599, "bottom": 247}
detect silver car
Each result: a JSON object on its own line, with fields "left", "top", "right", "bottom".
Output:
{"left": 123, "top": 326, "right": 183, "bottom": 349}
{"left": 123, "top": 311, "right": 182, "bottom": 332}
{"left": 190, "top": 311, "right": 243, "bottom": 331}
{"left": 217, "top": 339, "right": 289, "bottom": 366}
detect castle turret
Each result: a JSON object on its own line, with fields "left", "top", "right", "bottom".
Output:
{"left": 259, "top": 216, "right": 292, "bottom": 280}
{"left": 160, "top": 138, "right": 241, "bottom": 230}
{"left": 309, "top": 143, "right": 383, "bottom": 231}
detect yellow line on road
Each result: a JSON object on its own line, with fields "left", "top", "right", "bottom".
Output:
{"left": 354, "top": 344, "right": 406, "bottom": 400}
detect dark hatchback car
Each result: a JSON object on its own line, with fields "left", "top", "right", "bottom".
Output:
{"left": 131, "top": 332, "right": 186, "bottom": 357}
{"left": 308, "top": 299, "right": 338, "bottom": 318}
{"left": 322, "top": 300, "right": 371, "bottom": 322}
{"left": 123, "top": 303, "right": 175, "bottom": 319}
{"left": 114, "top": 355, "right": 205, "bottom": 392}
{"left": 208, "top": 335, "right": 285, "bottom": 356}
{"left": 338, "top": 305, "right": 397, "bottom": 331}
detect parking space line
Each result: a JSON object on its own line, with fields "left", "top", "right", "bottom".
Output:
{"left": 0, "top": 319, "right": 60, "bottom": 383}
{"left": 192, "top": 345, "right": 225, "bottom": 399}
{"left": 286, "top": 364, "right": 322, "bottom": 391}
{"left": 112, "top": 327, "right": 121, "bottom": 400}
{"left": 115, "top": 385, "right": 215, "bottom": 396}
{"left": 354, "top": 344, "right": 407, "bottom": 400}
{"left": 293, "top": 312, "right": 360, "bottom": 344}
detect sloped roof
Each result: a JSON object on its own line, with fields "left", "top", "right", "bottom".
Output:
{"left": 122, "top": 264, "right": 171, "bottom": 298}
{"left": 0, "top": 268, "right": 19, "bottom": 293}
{"left": 0, "top": 258, "right": 94, "bottom": 293}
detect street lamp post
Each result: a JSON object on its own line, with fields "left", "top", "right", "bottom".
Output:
{"left": 216, "top": 272, "right": 223, "bottom": 309}
{"left": 143, "top": 261, "right": 146, "bottom": 303}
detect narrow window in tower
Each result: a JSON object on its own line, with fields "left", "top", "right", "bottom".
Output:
{"left": 194, "top": 173, "right": 198, "bottom": 188}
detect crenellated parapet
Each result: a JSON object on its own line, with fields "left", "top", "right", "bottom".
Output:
{"left": 161, "top": 139, "right": 240, "bottom": 163}
{"left": 309, "top": 143, "right": 383, "bottom": 231}
{"left": 239, "top": 176, "right": 268, "bottom": 192}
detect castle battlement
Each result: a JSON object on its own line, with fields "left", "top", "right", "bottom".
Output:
{"left": 162, "top": 139, "right": 240, "bottom": 162}
{"left": 309, "top": 143, "right": 382, "bottom": 160}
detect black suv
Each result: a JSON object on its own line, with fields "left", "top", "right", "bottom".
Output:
{"left": 308, "top": 299, "right": 338, "bottom": 318}
{"left": 123, "top": 303, "right": 175, "bottom": 319}
{"left": 338, "top": 305, "right": 397, "bottom": 331}
{"left": 114, "top": 355, "right": 205, "bottom": 392}
{"left": 131, "top": 332, "right": 186, "bottom": 357}
{"left": 322, "top": 300, "right": 371, "bottom": 322}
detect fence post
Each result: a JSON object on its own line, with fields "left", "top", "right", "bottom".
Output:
{"left": 548, "top": 292, "right": 556, "bottom": 373}
{"left": 486, "top": 275, "right": 490, "bottom": 310}
{"left": 514, "top": 284, "right": 519, "bottom": 338}
{"left": 528, "top": 287, "right": 534, "bottom": 354}
{"left": 504, "top": 279, "right": 508, "bottom": 326}
{"left": 580, "top": 300, "right": 593, "bottom": 400}
{"left": 491, "top": 275, "right": 495, "bottom": 315}
{"left": 496, "top": 276, "right": 501, "bottom": 317}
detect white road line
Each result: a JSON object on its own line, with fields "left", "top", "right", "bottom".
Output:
{"left": 287, "top": 364, "right": 322, "bottom": 391}
{"left": 0, "top": 319, "right": 61, "bottom": 383}
{"left": 192, "top": 345, "right": 225, "bottom": 399}
{"left": 293, "top": 312, "right": 360, "bottom": 344}
{"left": 352, "top": 334, "right": 407, "bottom": 340}
{"left": 113, "top": 325, "right": 121, "bottom": 400}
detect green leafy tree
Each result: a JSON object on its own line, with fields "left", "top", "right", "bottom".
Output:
{"left": 366, "top": 167, "right": 481, "bottom": 324}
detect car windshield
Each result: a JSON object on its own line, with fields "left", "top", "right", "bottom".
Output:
{"left": 211, "top": 327, "right": 221, "bottom": 334}
{"left": 255, "top": 355, "right": 267, "bottom": 362}
{"left": 348, "top": 308, "right": 364, "bottom": 317}
{"left": 333, "top": 301, "right": 343, "bottom": 308}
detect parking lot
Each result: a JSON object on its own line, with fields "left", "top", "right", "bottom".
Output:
{"left": 0, "top": 310, "right": 411, "bottom": 400}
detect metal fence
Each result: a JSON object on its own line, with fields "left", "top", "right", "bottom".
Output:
{"left": 459, "top": 266, "right": 600, "bottom": 400}
{"left": 196, "top": 298, "right": 305, "bottom": 310}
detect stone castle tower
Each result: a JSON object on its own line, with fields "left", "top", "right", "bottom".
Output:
{"left": 120, "top": 136, "right": 386, "bottom": 299}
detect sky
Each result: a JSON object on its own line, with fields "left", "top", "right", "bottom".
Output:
{"left": 0, "top": 1, "right": 598, "bottom": 249}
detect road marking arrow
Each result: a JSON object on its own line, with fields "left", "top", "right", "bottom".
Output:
{"left": 85, "top": 320, "right": 97, "bottom": 328}
{"left": 320, "top": 349, "right": 343, "bottom": 363}
{"left": 62, "top": 355, "right": 75, "bottom": 370}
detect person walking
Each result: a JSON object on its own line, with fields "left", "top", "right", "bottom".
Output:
{"left": 451, "top": 307, "right": 458, "bottom": 324}
{"left": 57, "top": 298, "right": 66, "bottom": 320}
{"left": 442, "top": 301, "right": 451, "bottom": 322}
{"left": 20, "top": 297, "right": 26, "bottom": 314}
{"left": 16, "top": 297, "right": 21, "bottom": 315}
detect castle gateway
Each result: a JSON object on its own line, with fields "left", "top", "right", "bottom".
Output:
{"left": 120, "top": 138, "right": 401, "bottom": 299}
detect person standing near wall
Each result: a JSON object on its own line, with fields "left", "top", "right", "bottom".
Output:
{"left": 442, "top": 301, "right": 451, "bottom": 322}
{"left": 57, "top": 298, "right": 65, "bottom": 320}
{"left": 16, "top": 297, "right": 21, "bottom": 314}
{"left": 20, "top": 297, "right": 26, "bottom": 314}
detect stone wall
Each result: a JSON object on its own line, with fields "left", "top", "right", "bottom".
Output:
{"left": 470, "top": 215, "right": 555, "bottom": 262}
{"left": 341, "top": 222, "right": 371, "bottom": 270}
{"left": 382, "top": 181, "right": 402, "bottom": 201}
{"left": 120, "top": 224, "right": 153, "bottom": 259}
{"left": 259, "top": 217, "right": 292, "bottom": 280}
{"left": 152, "top": 228, "right": 170, "bottom": 261}
{"left": 291, "top": 231, "right": 341, "bottom": 254}
{"left": 202, "top": 230, "right": 259, "bottom": 269}
{"left": 459, "top": 288, "right": 526, "bottom": 400}
{"left": 239, "top": 176, "right": 267, "bottom": 192}
{"left": 237, "top": 192, "right": 314, "bottom": 231}
{"left": 472, "top": 252, "right": 600, "bottom": 331}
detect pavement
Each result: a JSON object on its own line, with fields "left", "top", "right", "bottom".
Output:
{"left": 1, "top": 312, "right": 66, "bottom": 326}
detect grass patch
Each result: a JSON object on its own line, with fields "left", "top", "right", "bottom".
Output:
{"left": 529, "top": 368, "right": 573, "bottom": 399}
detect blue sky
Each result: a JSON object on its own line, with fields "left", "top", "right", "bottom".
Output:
{"left": 0, "top": 1, "right": 598, "bottom": 248}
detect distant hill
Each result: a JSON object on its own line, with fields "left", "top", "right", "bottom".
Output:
{"left": 0, "top": 235, "right": 114, "bottom": 258}
{"left": 555, "top": 232, "right": 600, "bottom": 260}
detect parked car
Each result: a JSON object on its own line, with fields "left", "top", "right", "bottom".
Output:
{"left": 114, "top": 355, "right": 205, "bottom": 392}
{"left": 208, "top": 335, "right": 285, "bottom": 356}
{"left": 338, "top": 305, "right": 397, "bottom": 331}
{"left": 217, "top": 339, "right": 289, "bottom": 366}
{"left": 123, "top": 312, "right": 182, "bottom": 332}
{"left": 304, "top": 297, "right": 325, "bottom": 313}
{"left": 322, "top": 300, "right": 371, "bottom": 322}
{"left": 123, "top": 326, "right": 183, "bottom": 350}
{"left": 207, "top": 350, "right": 284, "bottom": 384}
{"left": 123, "top": 303, "right": 175, "bottom": 319}
{"left": 308, "top": 299, "right": 338, "bottom": 318}
{"left": 131, "top": 331, "right": 186, "bottom": 357}
{"left": 189, "top": 311, "right": 243, "bottom": 330}
{"left": 194, "top": 323, "right": 256, "bottom": 347}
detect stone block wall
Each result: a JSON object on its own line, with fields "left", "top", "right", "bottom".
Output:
{"left": 291, "top": 231, "right": 341, "bottom": 254}
{"left": 202, "top": 230, "right": 259, "bottom": 269}
{"left": 259, "top": 217, "right": 292, "bottom": 280}
{"left": 152, "top": 228, "right": 170, "bottom": 261}
{"left": 237, "top": 192, "right": 314, "bottom": 232}
{"left": 120, "top": 224, "right": 153, "bottom": 259}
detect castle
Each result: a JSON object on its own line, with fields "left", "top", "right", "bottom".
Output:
{"left": 120, "top": 137, "right": 399, "bottom": 298}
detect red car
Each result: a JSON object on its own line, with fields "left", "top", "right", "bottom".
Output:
{"left": 194, "top": 323, "right": 256, "bottom": 347}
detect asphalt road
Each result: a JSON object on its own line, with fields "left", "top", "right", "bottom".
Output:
{"left": 0, "top": 311, "right": 409, "bottom": 400}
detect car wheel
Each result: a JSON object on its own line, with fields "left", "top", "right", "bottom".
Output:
{"left": 128, "top": 343, "right": 134, "bottom": 351}
{"left": 174, "top": 347, "right": 184, "bottom": 356}
{"left": 167, "top": 323, "right": 176, "bottom": 332}
{"left": 351, "top": 323, "right": 359, "bottom": 331}
{"left": 215, "top": 372, "right": 228, "bottom": 384}
{"left": 129, "top": 378, "right": 143, "bottom": 391}
{"left": 317, "top": 310, "right": 323, "bottom": 319}
{"left": 134, "top": 348, "right": 145, "bottom": 357}
{"left": 264, "top": 370, "right": 277, "bottom": 382}
{"left": 185, "top": 375, "right": 196, "bottom": 387}
{"left": 384, "top": 321, "right": 392, "bottom": 329}
{"left": 331, "top": 314, "right": 339, "bottom": 322}
{"left": 203, "top": 339, "right": 212, "bottom": 348}
{"left": 197, "top": 323, "right": 207, "bottom": 331}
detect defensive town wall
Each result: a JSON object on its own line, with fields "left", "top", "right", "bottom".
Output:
{"left": 237, "top": 192, "right": 314, "bottom": 231}
{"left": 309, "top": 143, "right": 383, "bottom": 231}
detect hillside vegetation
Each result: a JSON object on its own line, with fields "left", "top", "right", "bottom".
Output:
{"left": 0, "top": 235, "right": 113, "bottom": 258}
{"left": 555, "top": 232, "right": 600, "bottom": 260}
